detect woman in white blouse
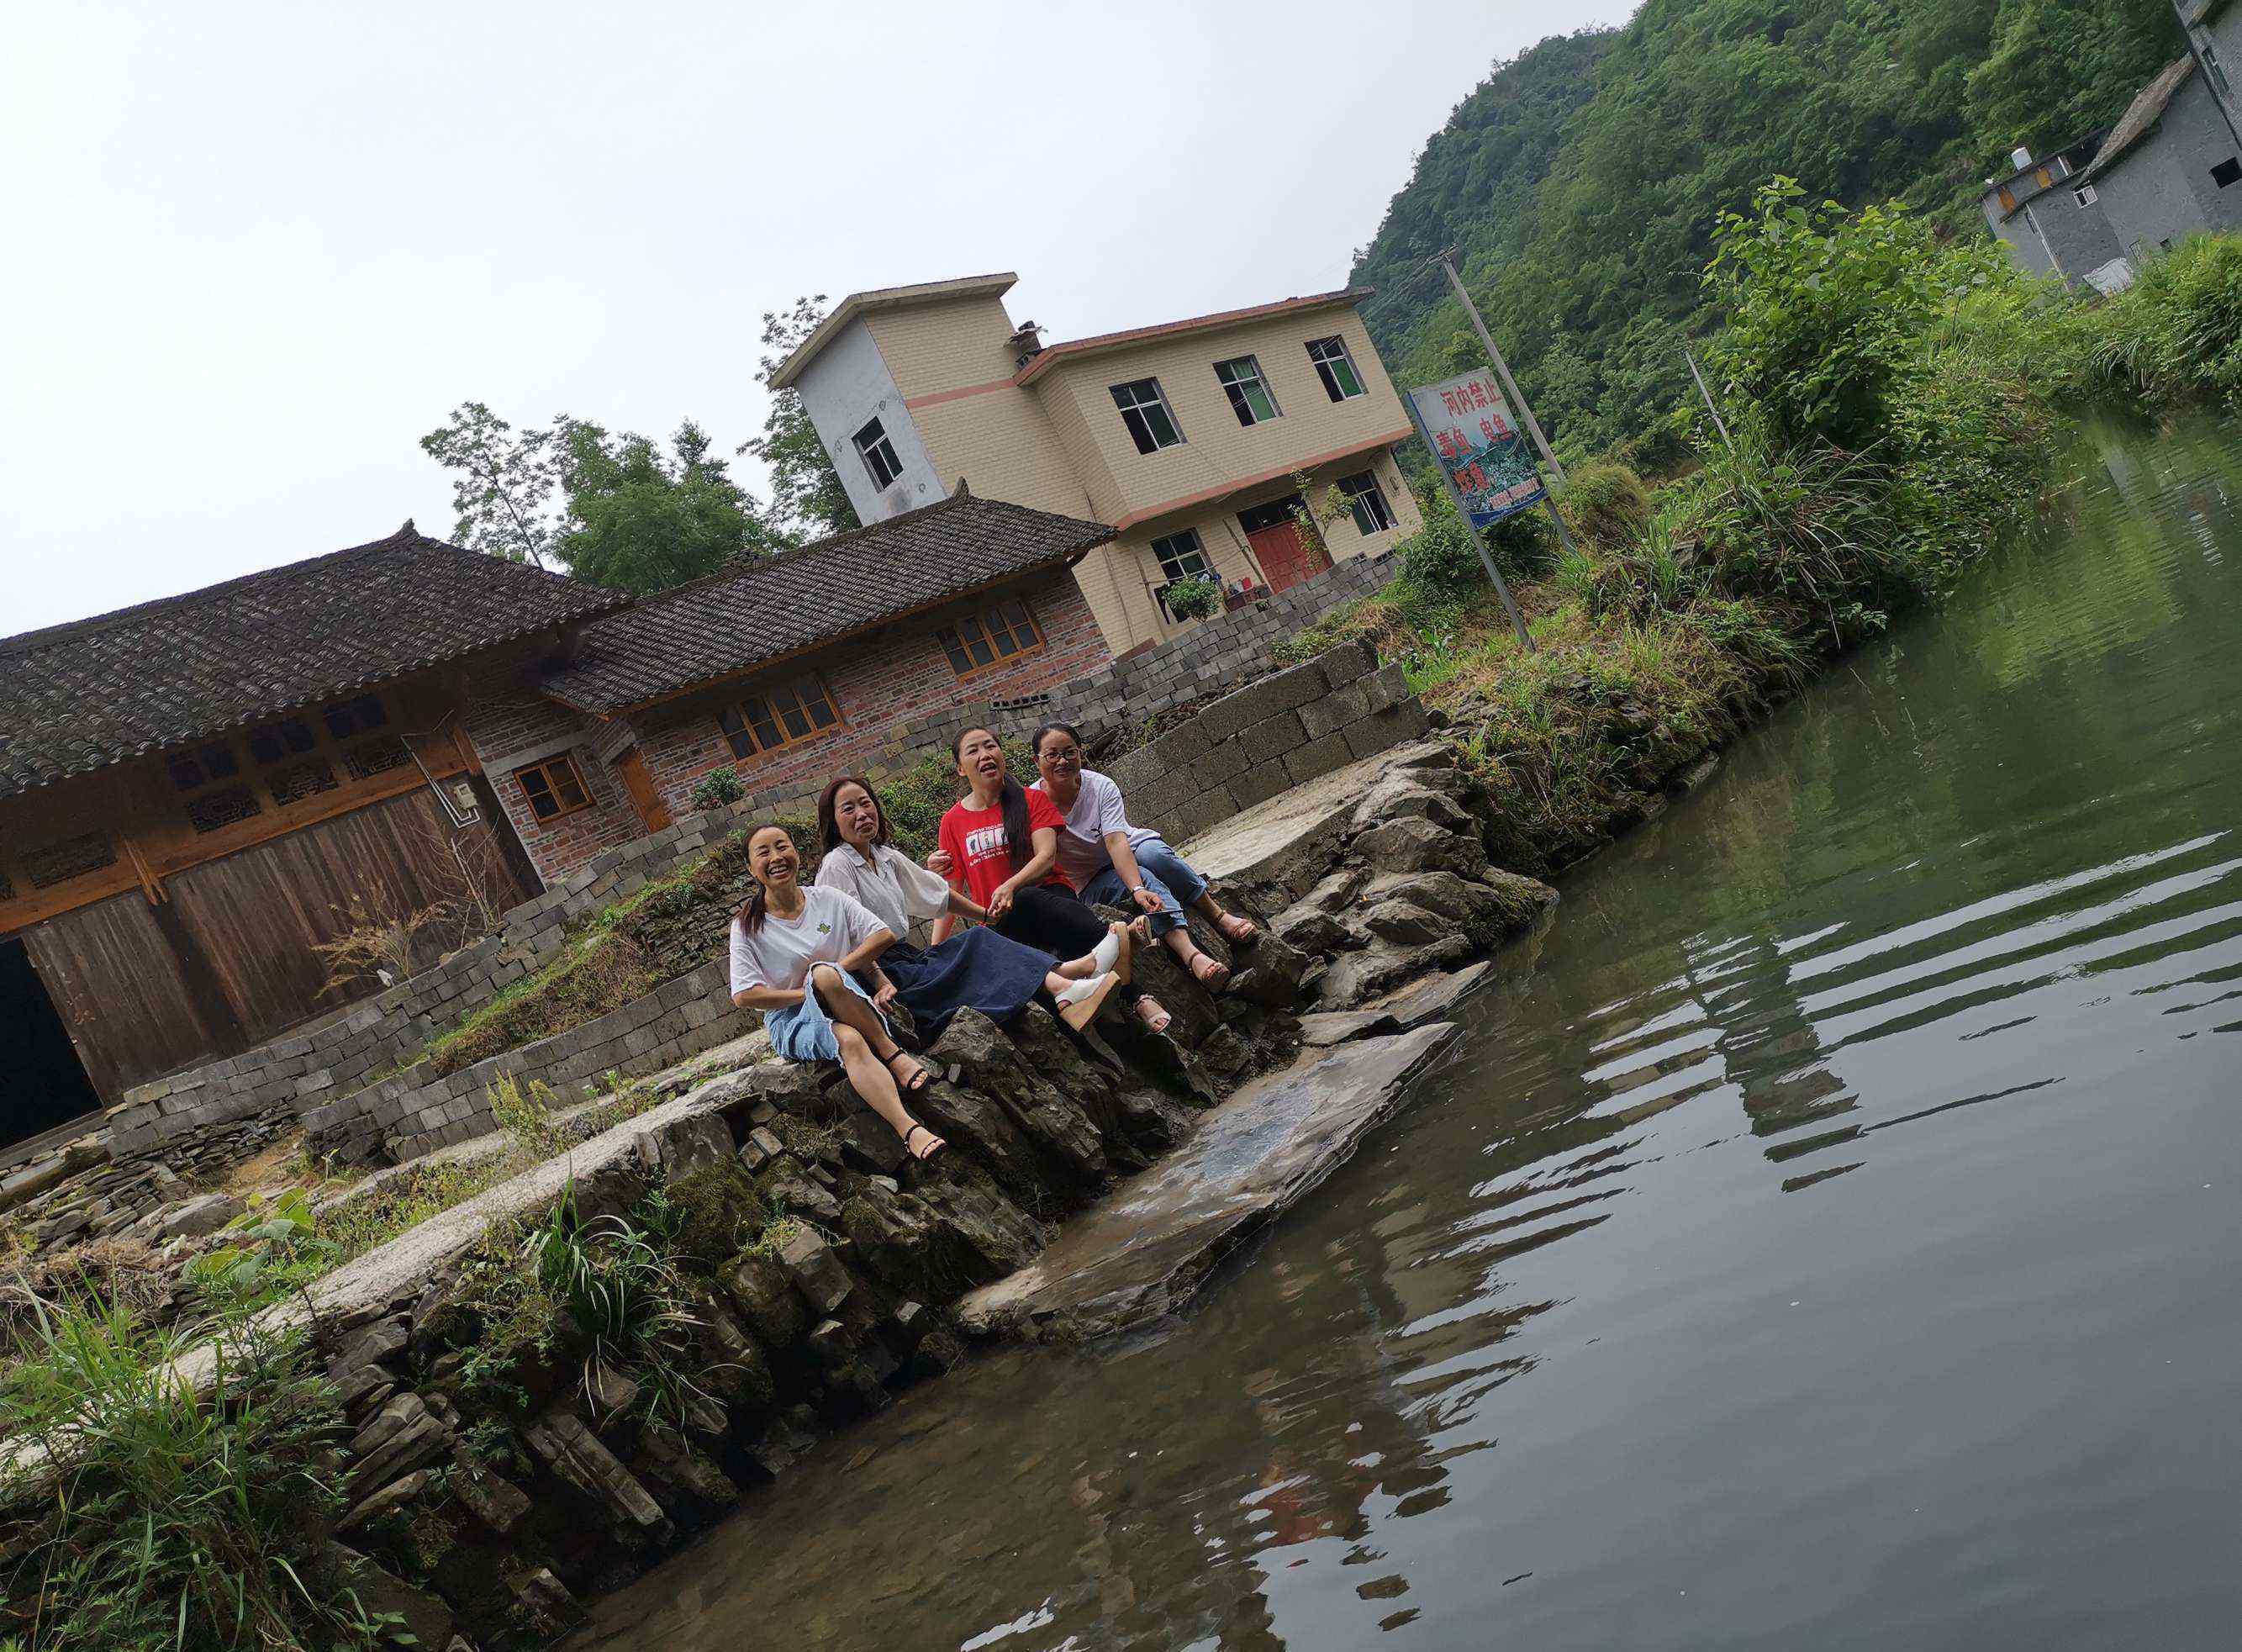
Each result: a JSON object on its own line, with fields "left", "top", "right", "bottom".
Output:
{"left": 812, "top": 776, "right": 1125, "bottom": 1042}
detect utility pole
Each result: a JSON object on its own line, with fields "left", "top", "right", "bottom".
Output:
{"left": 1432, "top": 249, "right": 1566, "bottom": 488}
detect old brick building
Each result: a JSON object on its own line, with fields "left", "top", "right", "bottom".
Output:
{"left": 471, "top": 486, "right": 1116, "bottom": 881}
{"left": 0, "top": 526, "right": 622, "bottom": 1122}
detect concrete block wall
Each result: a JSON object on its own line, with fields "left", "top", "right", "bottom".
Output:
{"left": 1103, "top": 643, "right": 1429, "bottom": 845}
{"left": 105, "top": 547, "right": 1401, "bottom": 1168}
{"left": 1050, "top": 548, "right": 1400, "bottom": 742}
{"left": 302, "top": 958, "right": 752, "bottom": 1166}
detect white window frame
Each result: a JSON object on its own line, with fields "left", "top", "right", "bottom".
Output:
{"left": 853, "top": 417, "right": 903, "bottom": 491}
{"left": 1336, "top": 471, "right": 1395, "bottom": 536}
{"left": 1306, "top": 335, "right": 1366, "bottom": 402}
{"left": 1214, "top": 355, "right": 1280, "bottom": 426}
{"left": 2074, "top": 183, "right": 2098, "bottom": 208}
{"left": 1150, "top": 528, "right": 1215, "bottom": 583}
{"left": 1110, "top": 378, "right": 1184, "bottom": 454}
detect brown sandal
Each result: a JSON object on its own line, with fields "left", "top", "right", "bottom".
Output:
{"left": 1216, "top": 911, "right": 1258, "bottom": 944}
{"left": 1189, "top": 953, "right": 1232, "bottom": 991}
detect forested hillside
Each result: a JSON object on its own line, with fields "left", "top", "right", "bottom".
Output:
{"left": 1352, "top": 0, "right": 2186, "bottom": 461}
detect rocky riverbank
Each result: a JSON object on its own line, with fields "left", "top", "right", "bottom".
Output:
{"left": 0, "top": 736, "right": 1568, "bottom": 1651}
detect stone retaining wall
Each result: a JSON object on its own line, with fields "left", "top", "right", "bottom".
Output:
{"left": 1109, "top": 642, "right": 1429, "bottom": 846}
{"left": 303, "top": 960, "right": 753, "bottom": 1166}
{"left": 103, "top": 553, "right": 1401, "bottom": 1169}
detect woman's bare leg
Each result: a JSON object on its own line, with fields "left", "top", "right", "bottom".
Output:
{"left": 1053, "top": 921, "right": 1129, "bottom": 981}
{"left": 811, "top": 964, "right": 904, "bottom": 1063}
{"left": 812, "top": 967, "right": 936, "bottom": 1145}
{"left": 830, "top": 1024, "right": 915, "bottom": 1140}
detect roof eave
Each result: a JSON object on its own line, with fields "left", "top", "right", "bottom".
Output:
{"left": 768, "top": 272, "right": 1021, "bottom": 390}
{"left": 1013, "top": 288, "right": 1374, "bottom": 388}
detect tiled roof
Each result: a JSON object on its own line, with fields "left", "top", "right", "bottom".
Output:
{"left": 1013, "top": 288, "right": 1374, "bottom": 386}
{"left": 2079, "top": 57, "right": 2199, "bottom": 185}
{"left": 535, "top": 489, "right": 1112, "bottom": 715}
{"left": 0, "top": 525, "right": 627, "bottom": 800}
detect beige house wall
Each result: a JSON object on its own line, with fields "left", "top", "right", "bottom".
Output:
{"left": 1026, "top": 306, "right": 1411, "bottom": 527}
{"left": 1095, "top": 447, "right": 1422, "bottom": 649}
{"left": 863, "top": 297, "right": 1020, "bottom": 397}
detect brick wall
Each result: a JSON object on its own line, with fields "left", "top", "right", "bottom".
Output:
{"left": 626, "top": 568, "right": 1111, "bottom": 830}
{"left": 462, "top": 648, "right": 647, "bottom": 880}
{"left": 303, "top": 958, "right": 752, "bottom": 1165}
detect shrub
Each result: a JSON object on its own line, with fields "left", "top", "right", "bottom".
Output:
{"left": 1700, "top": 180, "right": 2007, "bottom": 452}
{"left": 183, "top": 1190, "right": 336, "bottom": 1314}
{"left": 1162, "top": 574, "right": 1221, "bottom": 620}
{"left": 522, "top": 1194, "right": 704, "bottom": 1425}
{"left": 688, "top": 765, "right": 745, "bottom": 812}
{"left": 0, "top": 1301, "right": 372, "bottom": 1651}
{"left": 1554, "top": 459, "right": 1652, "bottom": 550}
{"left": 2092, "top": 233, "right": 2242, "bottom": 407}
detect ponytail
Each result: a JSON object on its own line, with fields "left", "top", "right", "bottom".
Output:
{"left": 998, "top": 775, "right": 1031, "bottom": 868}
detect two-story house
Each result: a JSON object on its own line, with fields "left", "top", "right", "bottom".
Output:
{"left": 1979, "top": 137, "right": 2131, "bottom": 291}
{"left": 768, "top": 273, "right": 1423, "bottom": 654}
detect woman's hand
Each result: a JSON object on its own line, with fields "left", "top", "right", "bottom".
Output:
{"left": 927, "top": 849, "right": 954, "bottom": 877}
{"left": 985, "top": 884, "right": 1015, "bottom": 921}
{"left": 1129, "top": 885, "right": 1166, "bottom": 916}
{"left": 871, "top": 974, "right": 899, "bottom": 1012}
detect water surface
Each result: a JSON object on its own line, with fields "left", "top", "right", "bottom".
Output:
{"left": 578, "top": 418, "right": 2242, "bottom": 1651}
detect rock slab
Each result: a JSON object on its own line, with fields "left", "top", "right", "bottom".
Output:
{"left": 957, "top": 1023, "right": 1460, "bottom": 1340}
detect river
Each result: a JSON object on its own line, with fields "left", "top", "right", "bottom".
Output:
{"left": 573, "top": 417, "right": 2242, "bottom": 1651}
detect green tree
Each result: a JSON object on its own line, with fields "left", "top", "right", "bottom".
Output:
{"left": 418, "top": 400, "right": 562, "bottom": 567}
{"left": 422, "top": 405, "right": 791, "bottom": 594}
{"left": 556, "top": 418, "right": 789, "bottom": 594}
{"left": 1965, "top": 0, "right": 2181, "bottom": 169}
{"left": 741, "top": 295, "right": 859, "bottom": 539}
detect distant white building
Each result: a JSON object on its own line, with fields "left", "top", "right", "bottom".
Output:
{"left": 1984, "top": 7, "right": 2242, "bottom": 288}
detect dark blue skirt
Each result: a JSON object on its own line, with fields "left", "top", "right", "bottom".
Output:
{"left": 883, "top": 929, "right": 1052, "bottom": 1043}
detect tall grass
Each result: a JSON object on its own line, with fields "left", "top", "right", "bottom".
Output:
{"left": 2092, "top": 234, "right": 2242, "bottom": 408}
{"left": 0, "top": 1300, "right": 372, "bottom": 1651}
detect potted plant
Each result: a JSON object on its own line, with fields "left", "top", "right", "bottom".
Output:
{"left": 1163, "top": 575, "right": 1221, "bottom": 622}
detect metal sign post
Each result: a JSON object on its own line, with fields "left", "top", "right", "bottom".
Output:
{"left": 1682, "top": 344, "right": 1734, "bottom": 450}
{"left": 1402, "top": 391, "right": 1537, "bottom": 653}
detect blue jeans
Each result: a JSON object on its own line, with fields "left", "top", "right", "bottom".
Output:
{"left": 1079, "top": 837, "right": 1208, "bottom": 938}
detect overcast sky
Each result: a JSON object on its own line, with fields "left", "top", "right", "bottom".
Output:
{"left": 3, "top": 0, "right": 1634, "bottom": 637}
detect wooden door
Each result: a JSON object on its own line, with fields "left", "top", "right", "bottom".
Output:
{"left": 1245, "top": 518, "right": 1332, "bottom": 594}
{"left": 616, "top": 747, "right": 673, "bottom": 833}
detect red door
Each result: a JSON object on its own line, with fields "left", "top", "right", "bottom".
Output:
{"left": 1244, "top": 518, "right": 1332, "bottom": 594}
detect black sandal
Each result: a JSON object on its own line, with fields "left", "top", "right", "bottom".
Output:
{"left": 904, "top": 1123, "right": 946, "bottom": 1160}
{"left": 884, "top": 1050, "right": 931, "bottom": 1092}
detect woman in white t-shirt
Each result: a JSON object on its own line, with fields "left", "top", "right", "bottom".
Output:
{"left": 1028, "top": 720, "right": 1259, "bottom": 991}
{"left": 725, "top": 823, "right": 947, "bottom": 1161}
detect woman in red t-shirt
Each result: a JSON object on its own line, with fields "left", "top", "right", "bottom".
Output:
{"left": 934, "top": 726, "right": 1172, "bottom": 1032}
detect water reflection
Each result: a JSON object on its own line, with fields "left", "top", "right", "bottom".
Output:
{"left": 579, "top": 417, "right": 2242, "bottom": 1651}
